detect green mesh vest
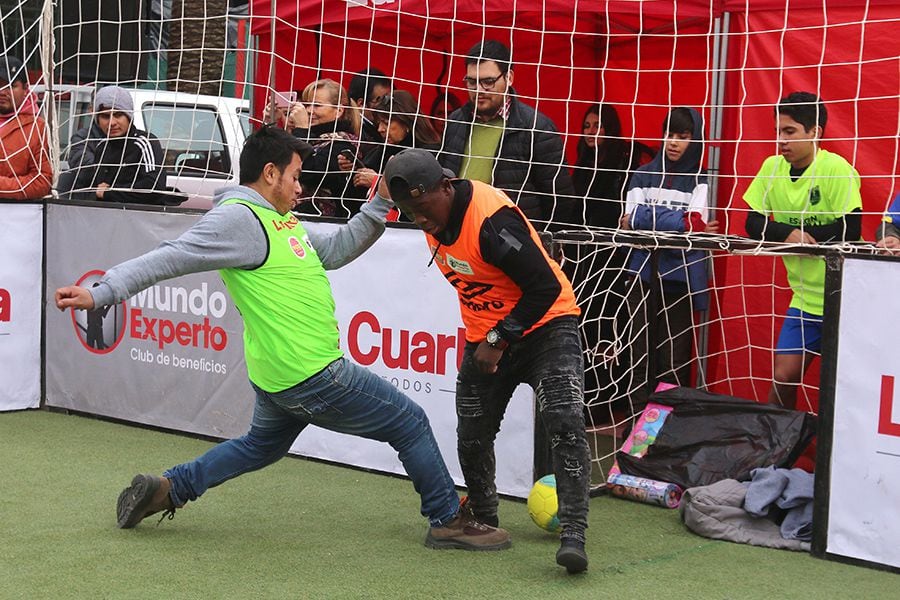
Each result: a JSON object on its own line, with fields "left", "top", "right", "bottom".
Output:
{"left": 219, "top": 199, "right": 342, "bottom": 392}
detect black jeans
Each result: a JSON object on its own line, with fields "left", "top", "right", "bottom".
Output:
{"left": 456, "top": 316, "right": 590, "bottom": 541}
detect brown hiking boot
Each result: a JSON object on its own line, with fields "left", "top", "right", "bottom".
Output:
{"left": 116, "top": 474, "right": 175, "bottom": 529}
{"left": 425, "top": 505, "right": 511, "bottom": 551}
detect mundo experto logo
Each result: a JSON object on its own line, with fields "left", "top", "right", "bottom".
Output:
{"left": 68, "top": 271, "right": 231, "bottom": 375}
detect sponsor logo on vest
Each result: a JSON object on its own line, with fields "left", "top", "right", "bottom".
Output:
{"left": 273, "top": 214, "right": 300, "bottom": 231}
{"left": 446, "top": 254, "right": 474, "bottom": 275}
{"left": 0, "top": 287, "right": 9, "bottom": 322}
{"left": 429, "top": 244, "right": 445, "bottom": 265}
{"left": 443, "top": 273, "right": 504, "bottom": 312}
{"left": 289, "top": 236, "right": 306, "bottom": 258}
{"left": 346, "top": 310, "right": 465, "bottom": 375}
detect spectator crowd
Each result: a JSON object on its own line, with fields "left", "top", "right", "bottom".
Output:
{"left": 1, "top": 41, "right": 894, "bottom": 408}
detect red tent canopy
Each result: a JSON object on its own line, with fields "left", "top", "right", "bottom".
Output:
{"left": 248, "top": 0, "right": 900, "bottom": 406}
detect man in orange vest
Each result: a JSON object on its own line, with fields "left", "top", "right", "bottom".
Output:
{"left": 383, "top": 148, "right": 591, "bottom": 574}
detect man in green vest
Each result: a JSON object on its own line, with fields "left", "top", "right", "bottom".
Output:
{"left": 55, "top": 125, "right": 510, "bottom": 551}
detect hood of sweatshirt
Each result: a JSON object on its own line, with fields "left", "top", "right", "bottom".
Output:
{"left": 213, "top": 184, "right": 278, "bottom": 212}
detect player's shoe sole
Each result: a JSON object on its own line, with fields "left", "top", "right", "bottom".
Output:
{"left": 116, "top": 474, "right": 162, "bottom": 529}
{"left": 424, "top": 530, "right": 512, "bottom": 551}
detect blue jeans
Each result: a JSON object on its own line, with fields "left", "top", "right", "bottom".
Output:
{"left": 164, "top": 357, "right": 460, "bottom": 527}
{"left": 456, "top": 316, "right": 590, "bottom": 542}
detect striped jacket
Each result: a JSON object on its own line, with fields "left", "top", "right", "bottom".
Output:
{"left": 89, "top": 125, "right": 166, "bottom": 204}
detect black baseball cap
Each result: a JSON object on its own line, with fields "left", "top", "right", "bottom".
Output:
{"left": 0, "top": 56, "right": 27, "bottom": 85}
{"left": 383, "top": 148, "right": 452, "bottom": 203}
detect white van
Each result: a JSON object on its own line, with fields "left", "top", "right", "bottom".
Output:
{"left": 38, "top": 85, "right": 251, "bottom": 210}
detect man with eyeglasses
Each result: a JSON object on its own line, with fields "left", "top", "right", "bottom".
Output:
{"left": 438, "top": 40, "right": 576, "bottom": 230}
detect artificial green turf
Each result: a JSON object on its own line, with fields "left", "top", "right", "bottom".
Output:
{"left": 1, "top": 410, "right": 895, "bottom": 599}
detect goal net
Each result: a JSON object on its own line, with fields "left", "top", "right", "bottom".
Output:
{"left": 7, "top": 0, "right": 899, "bottom": 484}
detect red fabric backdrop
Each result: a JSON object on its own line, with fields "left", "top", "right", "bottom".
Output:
{"left": 710, "top": 3, "right": 900, "bottom": 406}
{"left": 249, "top": 1, "right": 900, "bottom": 406}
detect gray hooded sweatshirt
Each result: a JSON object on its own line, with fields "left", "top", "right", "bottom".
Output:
{"left": 89, "top": 186, "right": 391, "bottom": 308}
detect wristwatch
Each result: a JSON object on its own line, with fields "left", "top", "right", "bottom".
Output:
{"left": 485, "top": 328, "right": 508, "bottom": 350}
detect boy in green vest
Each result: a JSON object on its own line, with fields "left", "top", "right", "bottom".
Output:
{"left": 744, "top": 92, "right": 862, "bottom": 409}
{"left": 55, "top": 126, "right": 510, "bottom": 551}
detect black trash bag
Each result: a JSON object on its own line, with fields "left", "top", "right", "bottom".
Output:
{"left": 615, "top": 387, "right": 816, "bottom": 490}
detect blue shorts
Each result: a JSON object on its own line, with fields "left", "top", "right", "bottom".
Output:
{"left": 775, "top": 307, "right": 823, "bottom": 354}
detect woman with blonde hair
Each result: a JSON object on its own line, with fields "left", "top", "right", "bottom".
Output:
{"left": 289, "top": 78, "right": 361, "bottom": 136}
{"left": 281, "top": 79, "right": 362, "bottom": 217}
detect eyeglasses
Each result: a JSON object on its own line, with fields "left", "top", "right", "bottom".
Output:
{"left": 462, "top": 74, "right": 505, "bottom": 90}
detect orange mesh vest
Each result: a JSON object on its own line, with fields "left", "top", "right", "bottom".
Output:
{"left": 425, "top": 181, "right": 580, "bottom": 343}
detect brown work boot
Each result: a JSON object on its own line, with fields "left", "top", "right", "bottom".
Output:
{"left": 116, "top": 474, "right": 175, "bottom": 529}
{"left": 425, "top": 505, "right": 511, "bottom": 551}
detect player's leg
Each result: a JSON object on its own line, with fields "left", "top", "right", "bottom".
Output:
{"left": 117, "top": 388, "right": 304, "bottom": 528}
{"left": 265, "top": 356, "right": 509, "bottom": 549}
{"left": 455, "top": 342, "right": 519, "bottom": 528}
{"left": 770, "top": 354, "right": 806, "bottom": 409}
{"left": 770, "top": 308, "right": 822, "bottom": 410}
{"left": 520, "top": 316, "right": 591, "bottom": 573}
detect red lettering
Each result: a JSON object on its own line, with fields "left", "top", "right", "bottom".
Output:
{"left": 129, "top": 308, "right": 145, "bottom": 338}
{"left": 0, "top": 287, "right": 10, "bottom": 322}
{"left": 348, "top": 311, "right": 380, "bottom": 365}
{"left": 878, "top": 375, "right": 900, "bottom": 437}
{"left": 273, "top": 216, "right": 299, "bottom": 231}
{"left": 382, "top": 327, "right": 410, "bottom": 369}
{"left": 158, "top": 319, "right": 176, "bottom": 347}
{"left": 129, "top": 308, "right": 228, "bottom": 351}
{"left": 209, "top": 325, "right": 227, "bottom": 351}
{"left": 410, "top": 332, "right": 436, "bottom": 374}
{"left": 176, "top": 321, "right": 193, "bottom": 345}
{"left": 346, "top": 311, "right": 464, "bottom": 374}
{"left": 436, "top": 334, "right": 455, "bottom": 376}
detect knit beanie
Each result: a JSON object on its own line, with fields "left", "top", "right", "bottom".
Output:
{"left": 94, "top": 86, "right": 134, "bottom": 120}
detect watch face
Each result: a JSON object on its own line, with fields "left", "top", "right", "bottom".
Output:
{"left": 487, "top": 329, "right": 500, "bottom": 344}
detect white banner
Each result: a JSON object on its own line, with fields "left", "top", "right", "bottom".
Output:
{"left": 294, "top": 224, "right": 535, "bottom": 498}
{"left": 827, "top": 257, "right": 900, "bottom": 569}
{"left": 45, "top": 205, "right": 534, "bottom": 498}
{"left": 0, "top": 203, "right": 43, "bottom": 411}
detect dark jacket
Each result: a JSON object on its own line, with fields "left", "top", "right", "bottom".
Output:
{"left": 360, "top": 131, "right": 440, "bottom": 174}
{"left": 292, "top": 121, "right": 359, "bottom": 195}
{"left": 438, "top": 89, "right": 576, "bottom": 230}
{"left": 573, "top": 140, "right": 653, "bottom": 229}
{"left": 79, "top": 125, "right": 166, "bottom": 204}
{"left": 65, "top": 121, "right": 106, "bottom": 172}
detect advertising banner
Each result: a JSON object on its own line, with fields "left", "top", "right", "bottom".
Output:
{"left": 827, "top": 257, "right": 900, "bottom": 569}
{"left": 0, "top": 203, "right": 43, "bottom": 411}
{"left": 292, "top": 224, "right": 535, "bottom": 498}
{"left": 45, "top": 205, "right": 534, "bottom": 497}
{"left": 45, "top": 204, "right": 252, "bottom": 436}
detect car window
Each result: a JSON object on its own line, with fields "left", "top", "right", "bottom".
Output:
{"left": 141, "top": 103, "right": 232, "bottom": 179}
{"left": 35, "top": 88, "right": 93, "bottom": 162}
{"left": 237, "top": 108, "right": 251, "bottom": 138}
